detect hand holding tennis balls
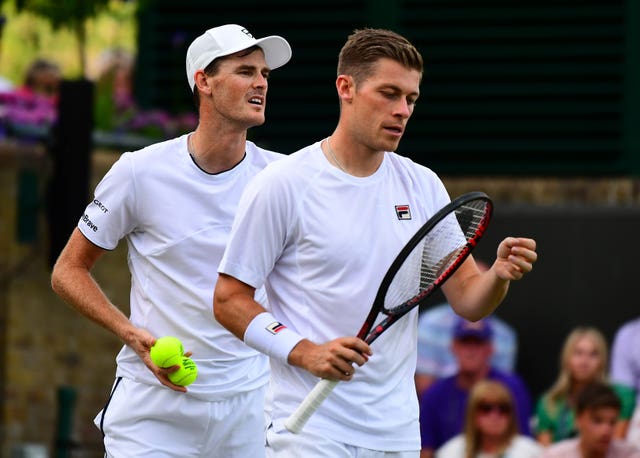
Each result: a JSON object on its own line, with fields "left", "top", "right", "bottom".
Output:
{"left": 149, "top": 336, "right": 184, "bottom": 368}
{"left": 168, "top": 356, "right": 198, "bottom": 386}
{"left": 149, "top": 336, "right": 198, "bottom": 387}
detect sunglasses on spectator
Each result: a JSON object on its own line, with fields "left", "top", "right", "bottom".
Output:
{"left": 477, "top": 402, "right": 511, "bottom": 415}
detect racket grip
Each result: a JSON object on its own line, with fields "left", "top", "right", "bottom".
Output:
{"left": 284, "top": 378, "right": 339, "bottom": 433}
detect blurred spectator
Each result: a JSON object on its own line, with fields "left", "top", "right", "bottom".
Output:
{"left": 540, "top": 382, "right": 640, "bottom": 458}
{"left": 436, "top": 379, "right": 542, "bottom": 458}
{"left": 18, "top": 58, "right": 61, "bottom": 102}
{"left": 94, "top": 48, "right": 135, "bottom": 129}
{"left": 416, "top": 304, "right": 517, "bottom": 396}
{"left": 535, "top": 326, "right": 634, "bottom": 446}
{"left": 610, "top": 317, "right": 640, "bottom": 446}
{"left": 419, "top": 317, "right": 533, "bottom": 458}
{"left": 0, "top": 57, "right": 60, "bottom": 138}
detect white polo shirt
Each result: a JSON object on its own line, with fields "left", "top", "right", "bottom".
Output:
{"left": 219, "top": 140, "right": 450, "bottom": 450}
{"left": 79, "top": 135, "right": 280, "bottom": 401}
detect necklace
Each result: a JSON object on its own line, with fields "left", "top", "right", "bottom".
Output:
{"left": 325, "top": 137, "right": 348, "bottom": 174}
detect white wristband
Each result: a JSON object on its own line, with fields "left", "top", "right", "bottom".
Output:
{"left": 243, "top": 312, "right": 304, "bottom": 364}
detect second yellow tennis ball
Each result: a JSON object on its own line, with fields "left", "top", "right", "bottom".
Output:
{"left": 149, "top": 336, "right": 184, "bottom": 368}
{"left": 169, "top": 357, "right": 198, "bottom": 386}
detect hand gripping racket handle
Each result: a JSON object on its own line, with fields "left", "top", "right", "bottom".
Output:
{"left": 284, "top": 378, "right": 339, "bottom": 433}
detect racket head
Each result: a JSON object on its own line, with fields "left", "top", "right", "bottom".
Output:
{"left": 359, "top": 192, "right": 493, "bottom": 341}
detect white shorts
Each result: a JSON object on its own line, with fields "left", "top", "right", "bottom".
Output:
{"left": 96, "top": 377, "right": 267, "bottom": 458}
{"left": 265, "top": 424, "right": 419, "bottom": 458}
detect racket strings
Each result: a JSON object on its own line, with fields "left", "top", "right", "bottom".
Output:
{"left": 383, "top": 199, "right": 490, "bottom": 313}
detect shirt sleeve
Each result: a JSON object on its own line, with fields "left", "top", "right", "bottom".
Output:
{"left": 610, "top": 324, "right": 639, "bottom": 393}
{"left": 218, "top": 163, "right": 294, "bottom": 290}
{"left": 612, "top": 382, "right": 636, "bottom": 420}
{"left": 78, "top": 152, "right": 137, "bottom": 249}
{"left": 534, "top": 395, "right": 554, "bottom": 434}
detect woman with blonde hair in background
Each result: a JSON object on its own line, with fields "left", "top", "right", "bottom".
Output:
{"left": 535, "top": 326, "right": 635, "bottom": 446}
{"left": 436, "top": 379, "right": 542, "bottom": 458}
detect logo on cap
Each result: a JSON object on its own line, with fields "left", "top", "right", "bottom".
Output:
{"left": 240, "top": 28, "right": 254, "bottom": 39}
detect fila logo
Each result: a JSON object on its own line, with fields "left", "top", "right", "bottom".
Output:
{"left": 266, "top": 321, "right": 287, "bottom": 334}
{"left": 395, "top": 205, "right": 412, "bottom": 220}
{"left": 241, "top": 28, "right": 254, "bottom": 39}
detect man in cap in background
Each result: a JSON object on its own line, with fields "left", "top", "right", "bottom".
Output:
{"left": 419, "top": 317, "right": 533, "bottom": 457}
{"left": 50, "top": 24, "right": 291, "bottom": 457}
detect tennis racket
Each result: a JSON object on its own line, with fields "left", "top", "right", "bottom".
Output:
{"left": 284, "top": 191, "right": 493, "bottom": 433}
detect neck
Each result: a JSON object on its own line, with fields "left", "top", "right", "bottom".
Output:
{"left": 480, "top": 435, "right": 508, "bottom": 453}
{"left": 322, "top": 131, "right": 385, "bottom": 177}
{"left": 456, "top": 368, "right": 490, "bottom": 390}
{"left": 188, "top": 128, "right": 246, "bottom": 174}
{"left": 580, "top": 441, "right": 606, "bottom": 458}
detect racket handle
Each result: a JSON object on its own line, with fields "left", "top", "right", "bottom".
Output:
{"left": 284, "top": 378, "right": 339, "bottom": 433}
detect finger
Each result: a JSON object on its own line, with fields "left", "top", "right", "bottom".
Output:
{"left": 510, "top": 245, "right": 537, "bottom": 261}
{"left": 157, "top": 364, "right": 181, "bottom": 375}
{"left": 514, "top": 237, "right": 537, "bottom": 250}
{"left": 156, "top": 373, "right": 188, "bottom": 392}
{"left": 343, "top": 348, "right": 369, "bottom": 367}
{"left": 513, "top": 256, "right": 534, "bottom": 273}
{"left": 341, "top": 337, "right": 373, "bottom": 357}
{"left": 328, "top": 364, "right": 355, "bottom": 381}
{"left": 509, "top": 250, "right": 536, "bottom": 270}
{"left": 504, "top": 258, "right": 530, "bottom": 280}
{"left": 164, "top": 381, "right": 188, "bottom": 392}
{"left": 334, "top": 358, "right": 355, "bottom": 375}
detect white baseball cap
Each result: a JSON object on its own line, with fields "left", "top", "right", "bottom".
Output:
{"left": 186, "top": 24, "right": 292, "bottom": 91}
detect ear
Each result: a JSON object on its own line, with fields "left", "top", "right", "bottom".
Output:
{"left": 336, "top": 74, "right": 354, "bottom": 102}
{"left": 194, "top": 70, "right": 212, "bottom": 95}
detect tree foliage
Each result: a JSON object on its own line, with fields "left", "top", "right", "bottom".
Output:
{"left": 2, "top": 0, "right": 117, "bottom": 76}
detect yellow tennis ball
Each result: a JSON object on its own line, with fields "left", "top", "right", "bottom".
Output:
{"left": 168, "top": 357, "right": 198, "bottom": 386}
{"left": 150, "top": 336, "right": 184, "bottom": 368}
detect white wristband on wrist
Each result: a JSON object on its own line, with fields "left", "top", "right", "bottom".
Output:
{"left": 243, "top": 312, "right": 304, "bottom": 364}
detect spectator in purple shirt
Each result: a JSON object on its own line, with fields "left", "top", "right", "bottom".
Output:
{"left": 419, "top": 317, "right": 533, "bottom": 458}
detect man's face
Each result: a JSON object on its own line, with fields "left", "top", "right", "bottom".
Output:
{"left": 207, "top": 49, "right": 270, "bottom": 129}
{"left": 452, "top": 336, "right": 493, "bottom": 374}
{"left": 576, "top": 406, "right": 618, "bottom": 456}
{"left": 346, "top": 58, "right": 421, "bottom": 153}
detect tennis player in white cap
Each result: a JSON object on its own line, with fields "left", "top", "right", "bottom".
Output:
{"left": 51, "top": 24, "right": 291, "bottom": 457}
